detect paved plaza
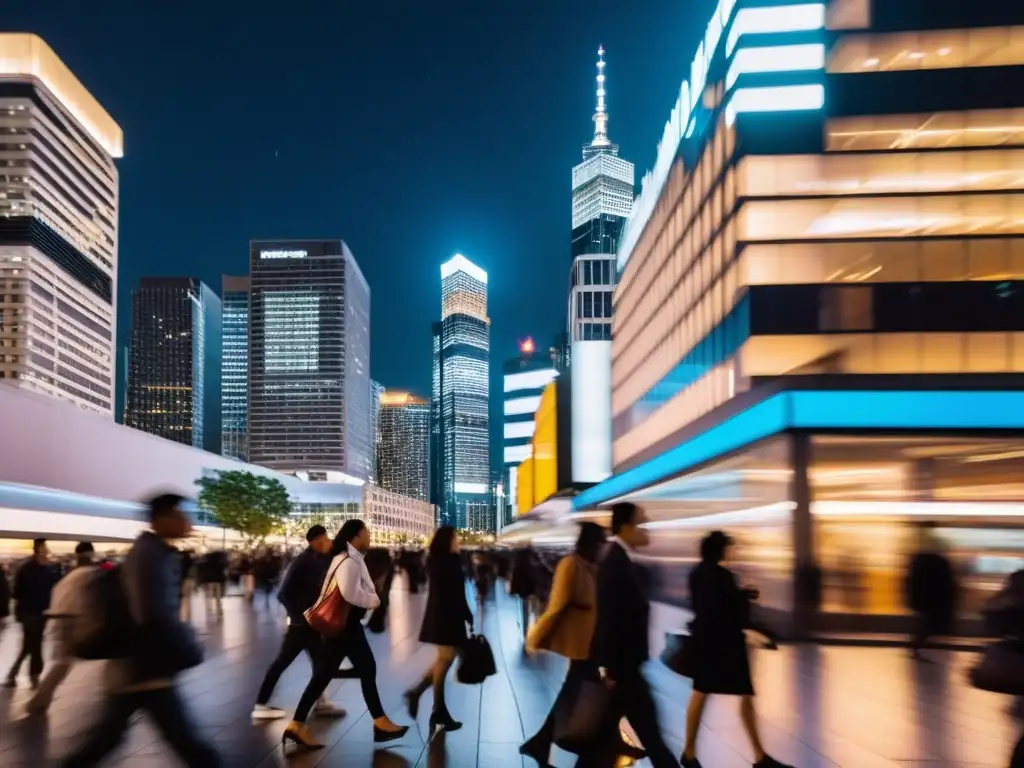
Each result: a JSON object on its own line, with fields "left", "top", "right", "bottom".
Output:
{"left": 0, "top": 581, "right": 1020, "bottom": 767}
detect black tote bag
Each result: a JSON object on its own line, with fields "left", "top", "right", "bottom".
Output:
{"left": 457, "top": 634, "right": 497, "bottom": 684}
{"left": 553, "top": 676, "right": 613, "bottom": 753}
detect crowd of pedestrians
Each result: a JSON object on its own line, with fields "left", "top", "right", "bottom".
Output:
{"left": 3, "top": 501, "right": 1024, "bottom": 766}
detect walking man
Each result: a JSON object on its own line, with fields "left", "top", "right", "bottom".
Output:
{"left": 5, "top": 539, "right": 56, "bottom": 689}
{"left": 26, "top": 542, "right": 97, "bottom": 713}
{"left": 252, "top": 525, "right": 345, "bottom": 720}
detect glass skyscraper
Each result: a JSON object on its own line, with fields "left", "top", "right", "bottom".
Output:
{"left": 430, "top": 254, "right": 490, "bottom": 530}
{"left": 378, "top": 391, "right": 430, "bottom": 503}
{"left": 220, "top": 275, "right": 249, "bottom": 461}
{"left": 248, "top": 240, "right": 371, "bottom": 480}
{"left": 569, "top": 47, "right": 634, "bottom": 342}
{"left": 369, "top": 379, "right": 384, "bottom": 482}
{"left": 125, "top": 278, "right": 220, "bottom": 449}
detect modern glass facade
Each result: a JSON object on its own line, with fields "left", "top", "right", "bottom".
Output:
{"left": 125, "top": 278, "right": 219, "bottom": 449}
{"left": 220, "top": 276, "right": 249, "bottom": 461}
{"left": 369, "top": 379, "right": 384, "bottom": 483}
{"left": 248, "top": 240, "right": 371, "bottom": 480}
{"left": 568, "top": 48, "right": 634, "bottom": 344}
{"left": 0, "top": 35, "right": 122, "bottom": 416}
{"left": 502, "top": 353, "right": 559, "bottom": 527}
{"left": 430, "top": 255, "right": 490, "bottom": 530}
{"left": 377, "top": 391, "right": 430, "bottom": 503}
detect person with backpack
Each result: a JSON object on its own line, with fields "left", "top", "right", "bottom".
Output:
{"left": 60, "top": 494, "right": 220, "bottom": 768}
{"left": 26, "top": 542, "right": 97, "bottom": 713}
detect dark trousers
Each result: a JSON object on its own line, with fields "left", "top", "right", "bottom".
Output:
{"left": 60, "top": 686, "right": 220, "bottom": 768}
{"left": 7, "top": 615, "right": 45, "bottom": 681}
{"left": 294, "top": 626, "right": 383, "bottom": 722}
{"left": 256, "top": 622, "right": 322, "bottom": 705}
{"left": 526, "top": 659, "right": 591, "bottom": 751}
{"left": 577, "top": 670, "right": 677, "bottom": 768}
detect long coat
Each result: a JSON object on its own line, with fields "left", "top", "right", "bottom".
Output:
{"left": 689, "top": 561, "right": 754, "bottom": 696}
{"left": 419, "top": 553, "right": 472, "bottom": 647}
{"left": 526, "top": 553, "right": 597, "bottom": 661}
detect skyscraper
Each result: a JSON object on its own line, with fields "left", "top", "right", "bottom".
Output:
{"left": 248, "top": 240, "right": 371, "bottom": 481}
{"left": 125, "top": 278, "right": 220, "bottom": 449}
{"left": 0, "top": 35, "right": 122, "bottom": 416}
{"left": 378, "top": 391, "right": 430, "bottom": 503}
{"left": 430, "top": 254, "right": 490, "bottom": 530}
{"left": 369, "top": 379, "right": 384, "bottom": 482}
{"left": 502, "top": 341, "right": 558, "bottom": 527}
{"left": 569, "top": 47, "right": 634, "bottom": 342}
{"left": 221, "top": 276, "right": 249, "bottom": 461}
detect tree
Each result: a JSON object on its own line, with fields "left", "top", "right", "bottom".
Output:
{"left": 196, "top": 470, "right": 292, "bottom": 551}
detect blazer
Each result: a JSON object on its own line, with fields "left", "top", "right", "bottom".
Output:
{"left": 527, "top": 553, "right": 597, "bottom": 661}
{"left": 589, "top": 542, "right": 650, "bottom": 677}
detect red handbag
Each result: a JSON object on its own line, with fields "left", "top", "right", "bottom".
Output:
{"left": 304, "top": 558, "right": 351, "bottom": 638}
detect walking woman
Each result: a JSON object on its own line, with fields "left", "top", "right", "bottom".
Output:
{"left": 681, "top": 531, "right": 791, "bottom": 768}
{"left": 521, "top": 523, "right": 619, "bottom": 764}
{"left": 282, "top": 520, "right": 409, "bottom": 752}
{"left": 404, "top": 526, "right": 472, "bottom": 736}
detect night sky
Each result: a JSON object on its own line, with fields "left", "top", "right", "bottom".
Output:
{"left": 7, "top": 0, "right": 710, "bottom": 463}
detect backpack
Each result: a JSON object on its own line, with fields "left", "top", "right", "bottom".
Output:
{"left": 69, "top": 565, "right": 138, "bottom": 660}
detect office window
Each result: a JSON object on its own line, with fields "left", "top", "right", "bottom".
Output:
{"left": 583, "top": 292, "right": 593, "bottom": 318}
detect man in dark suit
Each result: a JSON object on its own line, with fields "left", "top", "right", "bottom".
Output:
{"left": 586, "top": 502, "right": 678, "bottom": 767}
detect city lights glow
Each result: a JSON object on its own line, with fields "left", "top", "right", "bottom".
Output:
{"left": 726, "top": 4, "right": 827, "bottom": 56}
{"left": 453, "top": 482, "right": 488, "bottom": 495}
{"left": 520, "top": 337, "right": 535, "bottom": 354}
{"left": 441, "top": 253, "right": 488, "bottom": 284}
{"left": 260, "top": 249, "right": 307, "bottom": 259}
{"left": 725, "top": 84, "right": 826, "bottom": 126}
{"left": 504, "top": 369, "right": 558, "bottom": 393}
{"left": 725, "top": 43, "right": 826, "bottom": 90}
{"left": 504, "top": 395, "right": 543, "bottom": 416}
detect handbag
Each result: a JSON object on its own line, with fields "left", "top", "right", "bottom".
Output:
{"left": 970, "top": 640, "right": 1024, "bottom": 695}
{"left": 660, "top": 631, "right": 695, "bottom": 678}
{"left": 457, "top": 634, "right": 497, "bottom": 684}
{"left": 304, "top": 557, "right": 351, "bottom": 638}
{"left": 553, "top": 676, "right": 613, "bottom": 753}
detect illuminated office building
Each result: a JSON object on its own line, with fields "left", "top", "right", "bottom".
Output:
{"left": 378, "top": 390, "right": 430, "bottom": 503}
{"left": 0, "top": 34, "right": 122, "bottom": 416}
{"left": 249, "top": 240, "right": 371, "bottom": 481}
{"left": 501, "top": 341, "right": 558, "bottom": 527}
{"left": 125, "top": 278, "right": 220, "bottom": 450}
{"left": 430, "top": 254, "right": 490, "bottom": 530}
{"left": 370, "top": 379, "right": 384, "bottom": 482}
{"left": 568, "top": 47, "right": 634, "bottom": 343}
{"left": 566, "top": 0, "right": 1024, "bottom": 636}
{"left": 221, "top": 276, "right": 249, "bottom": 461}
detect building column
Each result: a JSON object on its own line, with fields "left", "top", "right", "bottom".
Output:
{"left": 789, "top": 432, "right": 817, "bottom": 639}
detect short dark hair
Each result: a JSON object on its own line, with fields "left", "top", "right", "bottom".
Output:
{"left": 147, "top": 493, "right": 186, "bottom": 523}
{"left": 74, "top": 542, "right": 95, "bottom": 555}
{"left": 575, "top": 522, "right": 606, "bottom": 554}
{"left": 610, "top": 502, "right": 639, "bottom": 535}
{"left": 700, "top": 530, "right": 733, "bottom": 563}
{"left": 333, "top": 519, "right": 367, "bottom": 555}
{"left": 32, "top": 538, "right": 46, "bottom": 554}
{"left": 306, "top": 525, "right": 328, "bottom": 543}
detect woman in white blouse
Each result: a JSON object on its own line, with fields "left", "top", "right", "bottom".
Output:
{"left": 283, "top": 520, "right": 409, "bottom": 751}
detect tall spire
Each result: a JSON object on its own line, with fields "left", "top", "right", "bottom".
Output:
{"left": 592, "top": 45, "right": 611, "bottom": 148}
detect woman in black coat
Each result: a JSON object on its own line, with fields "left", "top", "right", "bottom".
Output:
{"left": 404, "top": 526, "right": 472, "bottom": 736}
{"left": 680, "top": 531, "right": 791, "bottom": 768}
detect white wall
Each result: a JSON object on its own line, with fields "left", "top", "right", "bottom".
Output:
{"left": 570, "top": 340, "right": 613, "bottom": 483}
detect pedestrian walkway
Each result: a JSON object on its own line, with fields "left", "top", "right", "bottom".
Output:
{"left": 0, "top": 581, "right": 1019, "bottom": 767}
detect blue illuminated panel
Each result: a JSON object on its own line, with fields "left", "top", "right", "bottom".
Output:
{"left": 576, "top": 390, "right": 1024, "bottom": 510}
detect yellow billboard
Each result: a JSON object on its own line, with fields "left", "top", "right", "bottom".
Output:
{"left": 532, "top": 381, "right": 558, "bottom": 506}
{"left": 516, "top": 457, "right": 534, "bottom": 517}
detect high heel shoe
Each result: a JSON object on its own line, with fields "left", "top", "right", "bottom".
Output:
{"left": 428, "top": 710, "right": 463, "bottom": 737}
{"left": 373, "top": 724, "right": 410, "bottom": 744}
{"left": 281, "top": 722, "right": 324, "bottom": 752}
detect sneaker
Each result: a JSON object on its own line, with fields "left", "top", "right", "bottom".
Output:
{"left": 251, "top": 704, "right": 287, "bottom": 720}
{"left": 313, "top": 700, "right": 346, "bottom": 718}
{"left": 754, "top": 757, "right": 793, "bottom": 768}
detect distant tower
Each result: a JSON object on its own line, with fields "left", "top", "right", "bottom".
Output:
{"left": 569, "top": 46, "right": 634, "bottom": 342}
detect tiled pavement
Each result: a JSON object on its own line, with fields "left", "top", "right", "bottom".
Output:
{"left": 0, "top": 581, "right": 1020, "bottom": 767}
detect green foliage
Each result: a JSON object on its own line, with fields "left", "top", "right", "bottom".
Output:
{"left": 196, "top": 470, "right": 292, "bottom": 549}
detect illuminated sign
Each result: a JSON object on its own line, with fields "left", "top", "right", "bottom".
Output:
{"left": 260, "top": 249, "right": 307, "bottom": 259}
{"left": 532, "top": 382, "right": 559, "bottom": 506}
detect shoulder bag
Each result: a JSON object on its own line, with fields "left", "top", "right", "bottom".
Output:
{"left": 304, "top": 556, "right": 351, "bottom": 638}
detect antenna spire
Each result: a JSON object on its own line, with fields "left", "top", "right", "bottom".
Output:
{"left": 592, "top": 45, "right": 611, "bottom": 148}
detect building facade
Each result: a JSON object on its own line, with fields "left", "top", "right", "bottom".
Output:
{"left": 377, "top": 391, "right": 430, "bottom": 503}
{"left": 568, "top": 47, "right": 634, "bottom": 343}
{"left": 369, "top": 379, "right": 384, "bottom": 482}
{"left": 501, "top": 345, "right": 559, "bottom": 527}
{"left": 570, "top": 0, "right": 1024, "bottom": 637}
{"left": 221, "top": 275, "right": 249, "bottom": 461}
{"left": 125, "top": 278, "right": 219, "bottom": 449}
{"left": 430, "top": 254, "right": 490, "bottom": 530}
{"left": 362, "top": 483, "right": 435, "bottom": 544}
{"left": 0, "top": 34, "right": 123, "bottom": 416}
{"left": 248, "top": 240, "right": 371, "bottom": 481}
